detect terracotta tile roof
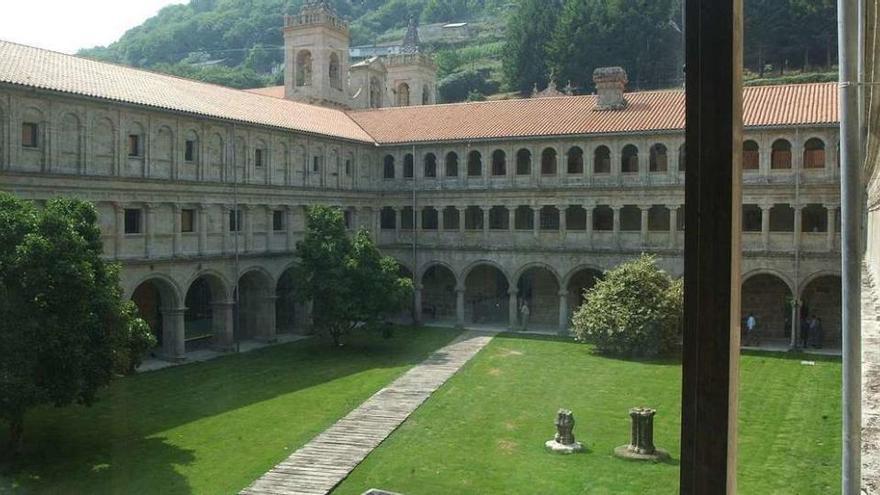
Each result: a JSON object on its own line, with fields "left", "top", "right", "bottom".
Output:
{"left": 0, "top": 41, "right": 373, "bottom": 143}
{"left": 243, "top": 85, "right": 285, "bottom": 98}
{"left": 348, "top": 83, "right": 839, "bottom": 145}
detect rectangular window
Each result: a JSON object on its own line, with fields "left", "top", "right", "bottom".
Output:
{"left": 127, "top": 134, "right": 141, "bottom": 157}
{"left": 345, "top": 160, "right": 352, "bottom": 176}
{"left": 313, "top": 156, "right": 320, "bottom": 172}
{"left": 185, "top": 140, "right": 196, "bottom": 162}
{"left": 21, "top": 123, "right": 38, "bottom": 148}
{"left": 124, "top": 209, "right": 142, "bottom": 234}
{"left": 229, "top": 209, "right": 243, "bottom": 232}
{"left": 181, "top": 209, "right": 195, "bottom": 233}
{"left": 255, "top": 149, "right": 264, "bottom": 168}
{"left": 273, "top": 210, "right": 284, "bottom": 231}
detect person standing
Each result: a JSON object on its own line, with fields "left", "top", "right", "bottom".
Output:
{"left": 809, "top": 315, "right": 824, "bottom": 348}
{"left": 745, "top": 312, "right": 757, "bottom": 346}
{"left": 800, "top": 315, "right": 810, "bottom": 348}
{"left": 520, "top": 301, "right": 530, "bottom": 331}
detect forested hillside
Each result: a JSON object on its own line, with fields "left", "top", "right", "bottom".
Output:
{"left": 78, "top": 0, "right": 837, "bottom": 102}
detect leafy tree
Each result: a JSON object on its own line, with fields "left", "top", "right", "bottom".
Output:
{"left": 0, "top": 194, "right": 155, "bottom": 454}
{"left": 501, "top": 0, "right": 562, "bottom": 94}
{"left": 571, "top": 254, "right": 682, "bottom": 357}
{"left": 291, "top": 206, "right": 412, "bottom": 346}
{"left": 438, "top": 69, "right": 498, "bottom": 102}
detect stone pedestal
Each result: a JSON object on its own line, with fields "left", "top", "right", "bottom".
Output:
{"left": 545, "top": 409, "right": 585, "bottom": 454}
{"left": 614, "top": 407, "right": 670, "bottom": 461}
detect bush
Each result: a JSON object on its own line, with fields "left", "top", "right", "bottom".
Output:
{"left": 571, "top": 255, "right": 682, "bottom": 357}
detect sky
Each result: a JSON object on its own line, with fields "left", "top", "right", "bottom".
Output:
{"left": 0, "top": 0, "right": 186, "bottom": 54}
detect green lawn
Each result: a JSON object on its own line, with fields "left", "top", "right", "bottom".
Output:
{"left": 0, "top": 327, "right": 461, "bottom": 494}
{"left": 333, "top": 334, "right": 841, "bottom": 495}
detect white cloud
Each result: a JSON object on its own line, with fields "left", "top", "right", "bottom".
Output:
{"left": 0, "top": 0, "right": 186, "bottom": 54}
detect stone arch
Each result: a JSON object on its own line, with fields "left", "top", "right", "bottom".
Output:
{"left": 678, "top": 143, "right": 686, "bottom": 172}
{"left": 18, "top": 106, "right": 46, "bottom": 171}
{"left": 463, "top": 262, "right": 510, "bottom": 325}
{"left": 403, "top": 153, "right": 414, "bottom": 178}
{"left": 370, "top": 77, "right": 383, "bottom": 108}
{"left": 492, "top": 149, "right": 507, "bottom": 176}
{"left": 621, "top": 144, "right": 639, "bottom": 173}
{"left": 516, "top": 148, "right": 532, "bottom": 175}
{"left": 567, "top": 146, "right": 584, "bottom": 174}
{"left": 445, "top": 151, "right": 459, "bottom": 176}
{"left": 564, "top": 266, "right": 604, "bottom": 318}
{"left": 91, "top": 116, "right": 115, "bottom": 176}
{"left": 771, "top": 138, "right": 792, "bottom": 169}
{"left": 130, "top": 274, "right": 183, "bottom": 351}
{"left": 541, "top": 147, "right": 557, "bottom": 175}
{"left": 397, "top": 83, "right": 411, "bottom": 106}
{"left": 419, "top": 262, "right": 458, "bottom": 322}
{"left": 803, "top": 137, "right": 826, "bottom": 169}
{"left": 649, "top": 143, "right": 668, "bottom": 172}
{"left": 742, "top": 272, "right": 794, "bottom": 341}
{"left": 296, "top": 50, "right": 313, "bottom": 87}
{"left": 329, "top": 52, "right": 342, "bottom": 90}
{"left": 235, "top": 268, "right": 276, "bottom": 341}
{"left": 515, "top": 264, "right": 561, "bottom": 328}
{"left": 743, "top": 139, "right": 759, "bottom": 170}
{"left": 422, "top": 84, "right": 431, "bottom": 105}
{"left": 184, "top": 272, "right": 231, "bottom": 347}
{"left": 383, "top": 154, "right": 395, "bottom": 179}
{"left": 206, "top": 133, "right": 225, "bottom": 181}
{"left": 58, "top": 112, "right": 82, "bottom": 174}
{"left": 423, "top": 152, "right": 437, "bottom": 177}
{"left": 799, "top": 273, "right": 841, "bottom": 347}
{"left": 467, "top": 150, "right": 482, "bottom": 176}
{"left": 152, "top": 125, "right": 174, "bottom": 179}
{"left": 594, "top": 145, "right": 611, "bottom": 174}
{"left": 276, "top": 264, "right": 304, "bottom": 334}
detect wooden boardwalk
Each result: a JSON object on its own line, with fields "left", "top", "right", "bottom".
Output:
{"left": 240, "top": 331, "right": 493, "bottom": 495}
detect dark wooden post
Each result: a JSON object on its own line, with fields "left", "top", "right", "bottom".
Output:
{"left": 680, "top": 0, "right": 743, "bottom": 493}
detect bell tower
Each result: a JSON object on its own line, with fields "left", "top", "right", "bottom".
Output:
{"left": 283, "top": 0, "right": 351, "bottom": 108}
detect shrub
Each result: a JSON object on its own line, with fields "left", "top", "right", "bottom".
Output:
{"left": 571, "top": 254, "right": 682, "bottom": 357}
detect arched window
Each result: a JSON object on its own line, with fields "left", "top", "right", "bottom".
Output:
{"left": 397, "top": 83, "right": 410, "bottom": 106}
{"left": 516, "top": 149, "right": 531, "bottom": 175}
{"left": 404, "top": 153, "right": 414, "bottom": 178}
{"left": 567, "top": 146, "right": 584, "bottom": 174}
{"left": 370, "top": 77, "right": 383, "bottom": 108}
{"left": 329, "top": 52, "right": 341, "bottom": 90}
{"left": 771, "top": 139, "right": 792, "bottom": 169}
{"left": 622, "top": 144, "right": 639, "bottom": 173}
{"left": 383, "top": 155, "right": 395, "bottom": 179}
{"left": 743, "top": 140, "right": 759, "bottom": 170}
{"left": 445, "top": 152, "right": 459, "bottom": 177}
{"left": 678, "top": 143, "right": 686, "bottom": 172}
{"left": 296, "top": 50, "right": 312, "bottom": 87}
{"left": 594, "top": 145, "right": 611, "bottom": 174}
{"left": 424, "top": 153, "right": 437, "bottom": 178}
{"left": 804, "top": 138, "right": 826, "bottom": 169}
{"left": 649, "top": 143, "right": 668, "bottom": 172}
{"left": 422, "top": 85, "right": 431, "bottom": 105}
{"left": 467, "top": 150, "right": 482, "bottom": 176}
{"left": 492, "top": 150, "right": 506, "bottom": 176}
{"left": 541, "top": 148, "right": 557, "bottom": 175}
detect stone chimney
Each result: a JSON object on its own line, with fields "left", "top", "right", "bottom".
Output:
{"left": 593, "top": 66, "right": 628, "bottom": 110}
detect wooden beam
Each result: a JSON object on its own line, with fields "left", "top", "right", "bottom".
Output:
{"left": 680, "top": 0, "right": 743, "bottom": 493}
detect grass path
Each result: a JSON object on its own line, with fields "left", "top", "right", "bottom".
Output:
{"left": 0, "top": 327, "right": 461, "bottom": 494}
{"left": 333, "top": 334, "right": 841, "bottom": 495}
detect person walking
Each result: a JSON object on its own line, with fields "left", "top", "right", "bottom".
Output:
{"left": 745, "top": 312, "right": 757, "bottom": 346}
{"left": 520, "top": 301, "right": 530, "bottom": 331}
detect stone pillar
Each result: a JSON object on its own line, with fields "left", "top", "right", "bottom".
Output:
{"left": 144, "top": 203, "right": 156, "bottom": 259}
{"left": 457, "top": 207, "right": 466, "bottom": 234}
{"left": 414, "top": 206, "right": 422, "bottom": 233}
{"left": 508, "top": 288, "right": 519, "bottom": 330}
{"left": 414, "top": 286, "right": 423, "bottom": 325}
{"left": 244, "top": 206, "right": 254, "bottom": 253}
{"left": 482, "top": 206, "right": 490, "bottom": 237}
{"left": 760, "top": 203, "right": 772, "bottom": 250}
{"left": 211, "top": 300, "right": 235, "bottom": 351}
{"left": 221, "top": 206, "right": 232, "bottom": 254}
{"left": 286, "top": 206, "right": 296, "bottom": 252}
{"left": 793, "top": 204, "right": 803, "bottom": 250}
{"left": 640, "top": 206, "right": 649, "bottom": 246}
{"left": 508, "top": 207, "right": 516, "bottom": 232}
{"left": 198, "top": 204, "right": 208, "bottom": 256}
{"left": 162, "top": 307, "right": 187, "bottom": 362}
{"left": 266, "top": 206, "right": 275, "bottom": 253}
{"left": 259, "top": 295, "right": 278, "bottom": 343}
{"left": 533, "top": 206, "right": 541, "bottom": 237}
{"left": 667, "top": 205, "right": 678, "bottom": 249}
{"left": 172, "top": 204, "right": 181, "bottom": 257}
{"left": 826, "top": 204, "right": 837, "bottom": 251}
{"left": 394, "top": 207, "right": 402, "bottom": 239}
{"left": 114, "top": 202, "right": 124, "bottom": 259}
{"left": 612, "top": 205, "right": 622, "bottom": 246}
{"left": 585, "top": 204, "right": 594, "bottom": 248}
{"left": 455, "top": 288, "right": 465, "bottom": 328}
{"left": 558, "top": 289, "right": 569, "bottom": 333}
{"left": 559, "top": 205, "right": 568, "bottom": 240}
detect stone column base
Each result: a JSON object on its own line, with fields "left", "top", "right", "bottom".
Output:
{"left": 613, "top": 445, "right": 671, "bottom": 462}
{"left": 545, "top": 440, "right": 585, "bottom": 454}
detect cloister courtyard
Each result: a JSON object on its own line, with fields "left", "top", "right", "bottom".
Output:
{"left": 0, "top": 326, "right": 840, "bottom": 494}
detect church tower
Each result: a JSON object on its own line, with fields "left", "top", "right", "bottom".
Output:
{"left": 384, "top": 19, "right": 438, "bottom": 107}
{"left": 283, "top": 0, "right": 351, "bottom": 108}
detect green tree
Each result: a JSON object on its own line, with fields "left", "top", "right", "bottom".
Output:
{"left": 571, "top": 254, "right": 682, "bottom": 357}
{"left": 501, "top": 0, "right": 562, "bottom": 94}
{"left": 0, "top": 194, "right": 155, "bottom": 454}
{"left": 291, "top": 206, "right": 412, "bottom": 346}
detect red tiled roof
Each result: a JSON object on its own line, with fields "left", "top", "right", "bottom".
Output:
{"left": 347, "top": 83, "right": 839, "bottom": 145}
{"left": 243, "top": 85, "right": 285, "bottom": 98}
{"left": 0, "top": 41, "right": 373, "bottom": 143}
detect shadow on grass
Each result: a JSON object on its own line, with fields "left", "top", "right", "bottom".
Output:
{"left": 495, "top": 332, "right": 683, "bottom": 367}
{"left": 739, "top": 348, "right": 842, "bottom": 363}
{"left": 0, "top": 326, "right": 460, "bottom": 493}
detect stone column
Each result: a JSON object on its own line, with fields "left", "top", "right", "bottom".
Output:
{"left": 394, "top": 207, "right": 402, "bottom": 239}
{"left": 533, "top": 206, "right": 540, "bottom": 238}
{"left": 266, "top": 206, "right": 275, "bottom": 253}
{"left": 172, "top": 204, "right": 182, "bottom": 257}
{"left": 612, "top": 205, "right": 622, "bottom": 246}
{"left": 144, "top": 203, "right": 156, "bottom": 259}
{"left": 457, "top": 207, "right": 466, "bottom": 234}
{"left": 162, "top": 307, "right": 187, "bottom": 362}
{"left": 257, "top": 295, "right": 278, "bottom": 343}
{"left": 414, "top": 286, "right": 423, "bottom": 325}
{"left": 760, "top": 203, "right": 772, "bottom": 250}
{"left": 482, "top": 206, "right": 490, "bottom": 237}
{"left": 508, "top": 288, "right": 519, "bottom": 330}
{"left": 508, "top": 207, "right": 516, "bottom": 232}
{"left": 558, "top": 289, "right": 569, "bottom": 333}
{"left": 559, "top": 205, "right": 568, "bottom": 240}
{"left": 221, "top": 206, "right": 231, "bottom": 255}
{"left": 114, "top": 202, "right": 124, "bottom": 259}
{"left": 668, "top": 205, "right": 678, "bottom": 249}
{"left": 585, "top": 204, "right": 594, "bottom": 248}
{"left": 793, "top": 204, "right": 803, "bottom": 250}
{"left": 640, "top": 205, "right": 649, "bottom": 246}
{"left": 211, "top": 300, "right": 235, "bottom": 351}
{"left": 415, "top": 206, "right": 422, "bottom": 233}
{"left": 455, "top": 287, "right": 465, "bottom": 328}
{"left": 244, "top": 206, "right": 254, "bottom": 253}
{"left": 286, "top": 206, "right": 296, "bottom": 252}
{"left": 198, "top": 204, "right": 208, "bottom": 256}
{"left": 826, "top": 204, "right": 838, "bottom": 251}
